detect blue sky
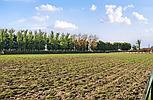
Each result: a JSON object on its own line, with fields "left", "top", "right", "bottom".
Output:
{"left": 0, "top": 0, "right": 153, "bottom": 47}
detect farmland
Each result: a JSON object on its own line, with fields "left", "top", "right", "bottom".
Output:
{"left": 0, "top": 53, "right": 153, "bottom": 100}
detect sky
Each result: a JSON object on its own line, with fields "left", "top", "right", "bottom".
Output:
{"left": 0, "top": 0, "right": 153, "bottom": 47}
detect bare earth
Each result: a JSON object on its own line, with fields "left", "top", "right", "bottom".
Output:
{"left": 0, "top": 53, "right": 152, "bottom": 100}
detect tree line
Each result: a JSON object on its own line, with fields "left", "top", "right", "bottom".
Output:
{"left": 0, "top": 29, "right": 131, "bottom": 53}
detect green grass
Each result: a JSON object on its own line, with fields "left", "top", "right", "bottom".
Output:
{"left": 0, "top": 53, "right": 153, "bottom": 99}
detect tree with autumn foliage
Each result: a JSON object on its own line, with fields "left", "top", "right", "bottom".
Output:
{"left": 0, "top": 28, "right": 132, "bottom": 53}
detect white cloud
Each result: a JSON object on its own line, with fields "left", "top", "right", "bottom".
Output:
{"left": 9, "top": 14, "right": 51, "bottom": 31}
{"left": 105, "top": 5, "right": 131, "bottom": 25}
{"left": 90, "top": 4, "right": 96, "bottom": 11}
{"left": 123, "top": 4, "right": 134, "bottom": 11}
{"left": 35, "top": 4, "right": 63, "bottom": 12}
{"left": 54, "top": 20, "right": 78, "bottom": 30}
{"left": 14, "top": 15, "right": 49, "bottom": 24}
{"left": 32, "top": 15, "right": 49, "bottom": 22}
{"left": 132, "top": 12, "right": 147, "bottom": 21}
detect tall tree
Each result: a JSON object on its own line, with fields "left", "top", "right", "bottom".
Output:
{"left": 37, "top": 30, "right": 45, "bottom": 50}
{"left": 60, "top": 33, "right": 66, "bottom": 50}
{"left": 81, "top": 34, "right": 88, "bottom": 51}
{"left": 43, "top": 32, "right": 47, "bottom": 50}
{"left": 96, "top": 41, "right": 106, "bottom": 51}
{"left": 121, "top": 42, "right": 131, "bottom": 50}
{"left": 27, "top": 31, "right": 33, "bottom": 50}
{"left": 23, "top": 30, "right": 28, "bottom": 50}
{"left": 8, "top": 29, "right": 15, "bottom": 50}
{"left": 67, "top": 36, "right": 74, "bottom": 50}
{"left": 17, "top": 30, "right": 23, "bottom": 50}
{"left": 33, "top": 31, "right": 39, "bottom": 50}
{"left": 113, "top": 42, "right": 122, "bottom": 50}
{"left": 4, "top": 29, "right": 10, "bottom": 50}
{"left": 89, "top": 35, "right": 97, "bottom": 51}
{"left": 0, "top": 29, "right": 4, "bottom": 51}
{"left": 54, "top": 32, "right": 60, "bottom": 50}
{"left": 0, "top": 29, "right": 133, "bottom": 53}
{"left": 48, "top": 31, "right": 55, "bottom": 50}
{"left": 136, "top": 40, "right": 141, "bottom": 50}
{"left": 13, "top": 34, "right": 18, "bottom": 50}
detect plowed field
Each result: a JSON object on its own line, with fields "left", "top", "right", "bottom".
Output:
{"left": 0, "top": 53, "right": 152, "bottom": 100}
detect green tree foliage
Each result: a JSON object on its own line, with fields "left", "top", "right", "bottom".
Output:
{"left": 0, "top": 28, "right": 132, "bottom": 52}
{"left": 27, "top": 31, "right": 33, "bottom": 50}
{"left": 136, "top": 40, "right": 141, "bottom": 50}
{"left": 132, "top": 45, "right": 137, "bottom": 50}
{"left": 105, "top": 42, "right": 114, "bottom": 50}
{"left": 120, "top": 42, "right": 131, "bottom": 50}
{"left": 22, "top": 30, "right": 28, "bottom": 50}
{"left": 13, "top": 34, "right": 18, "bottom": 50}
{"left": 48, "top": 31, "right": 55, "bottom": 50}
{"left": 3, "top": 29, "right": 10, "bottom": 50}
{"left": 0, "top": 29, "right": 4, "bottom": 50}
{"left": 54, "top": 32, "right": 60, "bottom": 50}
{"left": 113, "top": 42, "right": 122, "bottom": 50}
{"left": 96, "top": 41, "right": 106, "bottom": 51}
{"left": 8, "top": 29, "right": 15, "bottom": 50}
{"left": 17, "top": 31, "right": 23, "bottom": 50}
{"left": 96, "top": 41, "right": 131, "bottom": 51}
{"left": 60, "top": 33, "right": 66, "bottom": 50}
{"left": 37, "top": 30, "right": 45, "bottom": 50}
{"left": 67, "top": 35, "right": 74, "bottom": 50}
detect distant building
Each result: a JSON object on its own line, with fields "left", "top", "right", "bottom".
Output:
{"left": 140, "top": 48, "right": 153, "bottom": 53}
